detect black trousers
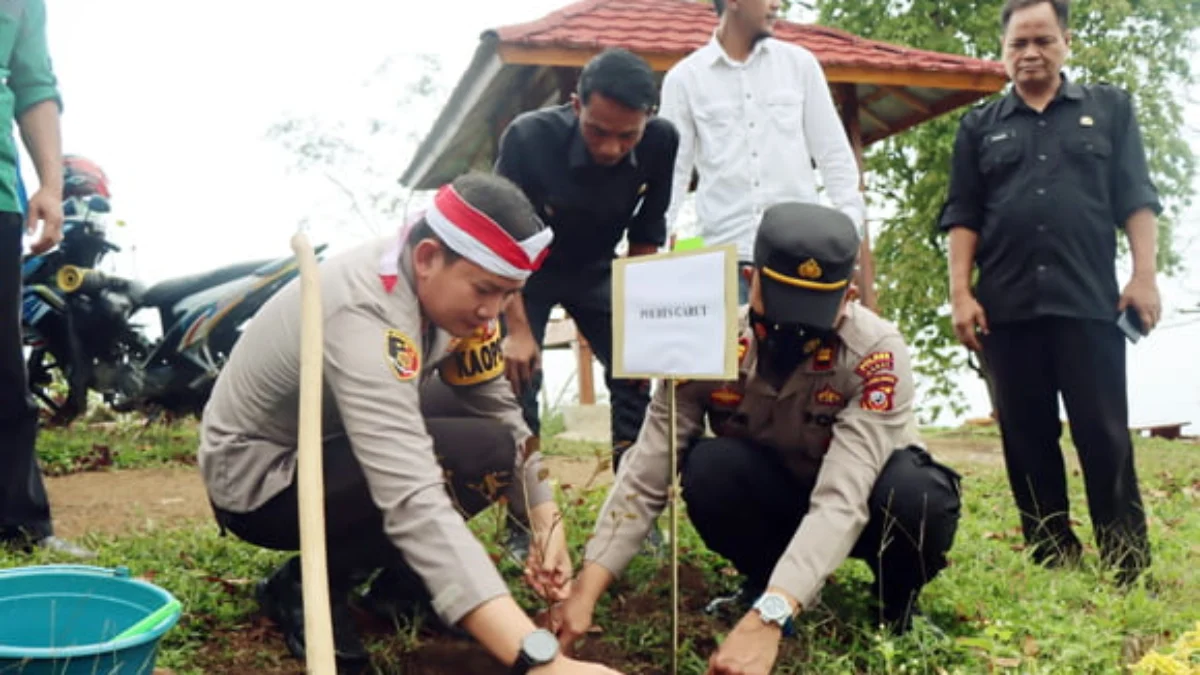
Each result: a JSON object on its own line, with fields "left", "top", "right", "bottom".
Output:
{"left": 681, "top": 439, "right": 961, "bottom": 617}
{"left": 517, "top": 265, "right": 649, "bottom": 465}
{"left": 213, "top": 379, "right": 517, "bottom": 591}
{"left": 0, "top": 214, "right": 53, "bottom": 542}
{"left": 982, "top": 317, "right": 1150, "bottom": 574}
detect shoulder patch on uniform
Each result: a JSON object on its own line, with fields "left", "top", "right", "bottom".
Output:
{"left": 440, "top": 321, "right": 504, "bottom": 387}
{"left": 386, "top": 329, "right": 421, "bottom": 381}
{"left": 855, "top": 351, "right": 894, "bottom": 378}
{"left": 860, "top": 373, "right": 898, "bottom": 412}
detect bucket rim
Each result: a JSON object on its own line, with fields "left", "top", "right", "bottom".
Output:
{"left": 0, "top": 564, "right": 183, "bottom": 660}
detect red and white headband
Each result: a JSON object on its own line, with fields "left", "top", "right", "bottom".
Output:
{"left": 379, "top": 184, "right": 553, "bottom": 293}
{"left": 423, "top": 184, "right": 553, "bottom": 280}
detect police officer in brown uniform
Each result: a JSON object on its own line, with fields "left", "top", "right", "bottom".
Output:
{"left": 553, "top": 203, "right": 962, "bottom": 672}
{"left": 199, "top": 173, "right": 621, "bottom": 675}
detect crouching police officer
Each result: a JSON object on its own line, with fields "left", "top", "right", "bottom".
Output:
{"left": 199, "top": 172, "right": 622, "bottom": 675}
{"left": 553, "top": 202, "right": 962, "bottom": 672}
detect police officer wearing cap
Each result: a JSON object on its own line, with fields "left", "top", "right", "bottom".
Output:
{"left": 200, "top": 172, "right": 622, "bottom": 675}
{"left": 551, "top": 202, "right": 963, "bottom": 671}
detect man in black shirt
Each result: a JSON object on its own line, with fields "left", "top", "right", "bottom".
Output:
{"left": 938, "top": 0, "right": 1160, "bottom": 586}
{"left": 495, "top": 48, "right": 679, "bottom": 470}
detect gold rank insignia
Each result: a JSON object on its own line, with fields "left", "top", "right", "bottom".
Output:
{"left": 812, "top": 344, "right": 836, "bottom": 371}
{"left": 797, "top": 258, "right": 823, "bottom": 280}
{"left": 440, "top": 321, "right": 504, "bottom": 387}
{"left": 385, "top": 329, "right": 421, "bottom": 381}
{"left": 710, "top": 387, "right": 743, "bottom": 408}
{"left": 737, "top": 336, "right": 749, "bottom": 364}
{"left": 803, "top": 338, "right": 821, "bottom": 354}
{"left": 814, "top": 384, "right": 846, "bottom": 407}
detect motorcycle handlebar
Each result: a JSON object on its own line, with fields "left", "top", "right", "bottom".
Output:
{"left": 56, "top": 265, "right": 137, "bottom": 296}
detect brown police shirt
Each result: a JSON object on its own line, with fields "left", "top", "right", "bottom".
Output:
{"left": 583, "top": 302, "right": 920, "bottom": 611}
{"left": 198, "top": 235, "right": 551, "bottom": 626}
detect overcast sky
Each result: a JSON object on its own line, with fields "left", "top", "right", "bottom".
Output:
{"left": 22, "top": 0, "right": 1200, "bottom": 427}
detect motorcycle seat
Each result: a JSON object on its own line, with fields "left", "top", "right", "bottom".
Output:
{"left": 139, "top": 259, "right": 277, "bottom": 311}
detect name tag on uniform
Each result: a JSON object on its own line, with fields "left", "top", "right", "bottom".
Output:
{"left": 986, "top": 129, "right": 1015, "bottom": 144}
{"left": 440, "top": 322, "right": 504, "bottom": 387}
{"left": 1080, "top": 115, "right": 1095, "bottom": 127}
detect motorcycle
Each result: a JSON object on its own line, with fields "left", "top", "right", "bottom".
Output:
{"left": 21, "top": 195, "right": 326, "bottom": 425}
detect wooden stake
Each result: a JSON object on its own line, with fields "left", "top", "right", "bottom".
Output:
{"left": 291, "top": 231, "right": 336, "bottom": 675}
{"left": 668, "top": 378, "right": 679, "bottom": 675}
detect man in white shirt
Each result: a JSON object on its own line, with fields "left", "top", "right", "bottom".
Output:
{"left": 660, "top": 0, "right": 866, "bottom": 302}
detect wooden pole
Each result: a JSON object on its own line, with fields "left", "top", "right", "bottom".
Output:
{"left": 668, "top": 378, "right": 679, "bottom": 675}
{"left": 575, "top": 329, "right": 596, "bottom": 405}
{"left": 291, "top": 231, "right": 336, "bottom": 675}
{"left": 838, "top": 83, "right": 879, "bottom": 311}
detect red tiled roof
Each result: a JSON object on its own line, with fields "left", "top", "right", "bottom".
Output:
{"left": 495, "top": 0, "right": 1004, "bottom": 77}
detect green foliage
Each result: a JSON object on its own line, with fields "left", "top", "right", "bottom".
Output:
{"left": 35, "top": 419, "right": 199, "bottom": 476}
{"left": 815, "top": 0, "right": 1200, "bottom": 421}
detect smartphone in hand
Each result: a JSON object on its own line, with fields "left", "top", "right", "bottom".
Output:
{"left": 1117, "top": 306, "right": 1146, "bottom": 344}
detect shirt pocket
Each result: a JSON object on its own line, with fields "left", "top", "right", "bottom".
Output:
{"left": 1063, "top": 132, "right": 1112, "bottom": 159}
{"left": 977, "top": 132, "right": 1022, "bottom": 176}
{"left": 693, "top": 101, "right": 741, "bottom": 163}
{"left": 1061, "top": 131, "right": 1113, "bottom": 208}
{"left": 766, "top": 91, "right": 804, "bottom": 135}
{"left": 1062, "top": 131, "right": 1113, "bottom": 177}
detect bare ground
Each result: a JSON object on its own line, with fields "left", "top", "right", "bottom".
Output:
{"left": 44, "top": 437, "right": 1004, "bottom": 540}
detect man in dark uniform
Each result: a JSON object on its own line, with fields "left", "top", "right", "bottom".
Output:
{"left": 494, "top": 48, "right": 680, "bottom": 555}
{"left": 495, "top": 47, "right": 679, "bottom": 467}
{"left": 553, "top": 203, "right": 962, "bottom": 672}
{"left": 939, "top": 0, "right": 1160, "bottom": 585}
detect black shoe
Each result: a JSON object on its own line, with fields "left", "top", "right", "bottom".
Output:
{"left": 1030, "top": 536, "right": 1084, "bottom": 570}
{"left": 880, "top": 598, "right": 919, "bottom": 635}
{"left": 880, "top": 600, "right": 947, "bottom": 638}
{"left": 2, "top": 534, "right": 97, "bottom": 560}
{"left": 640, "top": 526, "right": 666, "bottom": 559}
{"left": 35, "top": 536, "right": 97, "bottom": 559}
{"left": 1115, "top": 566, "right": 1157, "bottom": 594}
{"left": 504, "top": 522, "right": 531, "bottom": 563}
{"left": 255, "top": 557, "right": 370, "bottom": 669}
{"left": 358, "top": 564, "right": 470, "bottom": 640}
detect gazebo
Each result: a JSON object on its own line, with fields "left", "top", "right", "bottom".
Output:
{"left": 399, "top": 0, "right": 1007, "bottom": 404}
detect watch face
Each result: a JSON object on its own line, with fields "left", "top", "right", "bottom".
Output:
{"left": 523, "top": 628, "right": 560, "bottom": 663}
{"left": 757, "top": 594, "right": 791, "bottom": 621}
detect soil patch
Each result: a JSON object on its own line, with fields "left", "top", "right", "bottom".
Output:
{"left": 44, "top": 466, "right": 213, "bottom": 540}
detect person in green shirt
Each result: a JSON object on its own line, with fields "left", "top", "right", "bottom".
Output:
{"left": 0, "top": 0, "right": 92, "bottom": 558}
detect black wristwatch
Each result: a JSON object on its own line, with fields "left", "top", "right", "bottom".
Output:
{"left": 510, "top": 628, "right": 560, "bottom": 674}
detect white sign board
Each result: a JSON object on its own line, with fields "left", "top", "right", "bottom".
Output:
{"left": 612, "top": 244, "right": 739, "bottom": 380}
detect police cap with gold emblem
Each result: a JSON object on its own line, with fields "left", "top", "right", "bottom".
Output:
{"left": 753, "top": 202, "right": 861, "bottom": 328}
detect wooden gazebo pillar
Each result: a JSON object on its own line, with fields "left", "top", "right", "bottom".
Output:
{"left": 837, "top": 83, "right": 879, "bottom": 311}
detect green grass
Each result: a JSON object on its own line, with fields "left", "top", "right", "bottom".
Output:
{"left": 33, "top": 417, "right": 199, "bottom": 476}
{"left": 2, "top": 422, "right": 1197, "bottom": 674}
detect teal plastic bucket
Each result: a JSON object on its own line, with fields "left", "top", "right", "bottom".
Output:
{"left": 0, "top": 564, "right": 182, "bottom": 675}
